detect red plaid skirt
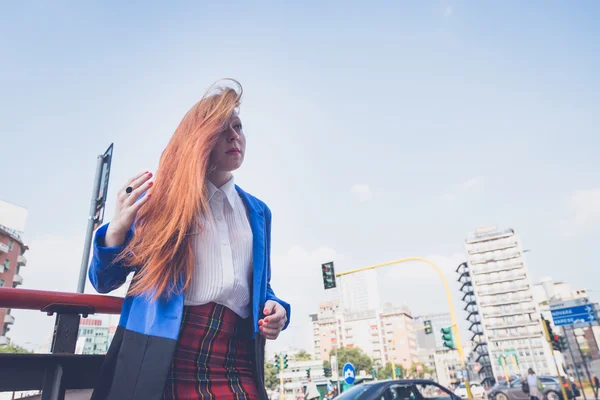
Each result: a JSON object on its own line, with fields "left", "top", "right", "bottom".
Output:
{"left": 162, "top": 303, "right": 260, "bottom": 400}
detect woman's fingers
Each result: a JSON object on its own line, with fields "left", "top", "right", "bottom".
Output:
{"left": 120, "top": 171, "right": 149, "bottom": 193}
{"left": 126, "top": 179, "right": 154, "bottom": 207}
{"left": 131, "top": 192, "right": 152, "bottom": 213}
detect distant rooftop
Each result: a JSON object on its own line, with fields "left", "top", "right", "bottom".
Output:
{"left": 466, "top": 226, "right": 515, "bottom": 243}
{"left": 0, "top": 223, "right": 25, "bottom": 245}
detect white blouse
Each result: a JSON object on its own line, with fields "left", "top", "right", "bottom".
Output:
{"left": 184, "top": 177, "right": 253, "bottom": 318}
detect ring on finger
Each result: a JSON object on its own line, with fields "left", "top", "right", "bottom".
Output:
{"left": 125, "top": 186, "right": 133, "bottom": 194}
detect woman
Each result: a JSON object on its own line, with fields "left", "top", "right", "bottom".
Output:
{"left": 527, "top": 368, "right": 542, "bottom": 400}
{"left": 89, "top": 79, "right": 291, "bottom": 400}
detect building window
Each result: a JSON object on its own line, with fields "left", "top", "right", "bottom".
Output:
{"left": 3, "top": 259, "right": 9, "bottom": 271}
{"left": 8, "top": 240, "right": 14, "bottom": 251}
{"left": 0, "top": 279, "right": 4, "bottom": 287}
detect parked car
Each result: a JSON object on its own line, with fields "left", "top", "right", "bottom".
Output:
{"left": 455, "top": 382, "right": 487, "bottom": 399}
{"left": 488, "top": 376, "right": 579, "bottom": 400}
{"left": 333, "top": 379, "right": 460, "bottom": 400}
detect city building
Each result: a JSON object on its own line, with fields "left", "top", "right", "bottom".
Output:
{"left": 75, "top": 318, "right": 110, "bottom": 355}
{"left": 339, "top": 269, "right": 380, "bottom": 313}
{"left": 434, "top": 350, "right": 462, "bottom": 388}
{"left": 310, "top": 300, "right": 417, "bottom": 370}
{"left": 0, "top": 224, "right": 28, "bottom": 345}
{"left": 461, "top": 226, "right": 555, "bottom": 382}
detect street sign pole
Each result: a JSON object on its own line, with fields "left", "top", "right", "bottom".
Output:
{"left": 573, "top": 326, "right": 597, "bottom": 400}
{"left": 565, "top": 328, "right": 586, "bottom": 400}
{"left": 77, "top": 144, "right": 113, "bottom": 293}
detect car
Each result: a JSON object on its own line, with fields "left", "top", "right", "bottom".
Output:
{"left": 455, "top": 382, "right": 487, "bottom": 399}
{"left": 487, "top": 376, "right": 579, "bottom": 400}
{"left": 333, "top": 379, "right": 461, "bottom": 400}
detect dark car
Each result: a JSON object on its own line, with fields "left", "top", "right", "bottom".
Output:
{"left": 333, "top": 379, "right": 460, "bottom": 400}
{"left": 487, "top": 376, "right": 579, "bottom": 400}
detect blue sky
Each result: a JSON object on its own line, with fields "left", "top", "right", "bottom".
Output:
{"left": 2, "top": 1, "right": 599, "bottom": 352}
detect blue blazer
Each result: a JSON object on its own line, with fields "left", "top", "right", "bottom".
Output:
{"left": 88, "top": 185, "right": 290, "bottom": 400}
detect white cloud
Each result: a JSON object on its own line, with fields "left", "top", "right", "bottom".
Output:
{"left": 444, "top": 6, "right": 453, "bottom": 19}
{"left": 561, "top": 188, "right": 600, "bottom": 237}
{"left": 351, "top": 184, "right": 376, "bottom": 203}
{"left": 442, "top": 193, "right": 457, "bottom": 202}
{"left": 442, "top": 177, "right": 484, "bottom": 201}
{"left": 463, "top": 177, "right": 483, "bottom": 189}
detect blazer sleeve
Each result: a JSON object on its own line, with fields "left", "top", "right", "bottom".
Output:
{"left": 264, "top": 205, "right": 291, "bottom": 330}
{"left": 88, "top": 222, "right": 135, "bottom": 294}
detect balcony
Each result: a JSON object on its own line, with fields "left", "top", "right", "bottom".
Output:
{"left": 486, "top": 329, "right": 543, "bottom": 341}
{"left": 17, "top": 254, "right": 27, "bottom": 267}
{"left": 479, "top": 295, "right": 533, "bottom": 307}
{"left": 478, "top": 283, "right": 530, "bottom": 296}
{"left": 471, "top": 260, "right": 524, "bottom": 276}
{"left": 13, "top": 273, "right": 24, "bottom": 286}
{"left": 0, "top": 243, "right": 8, "bottom": 253}
{"left": 474, "top": 273, "right": 527, "bottom": 286}
{"left": 482, "top": 306, "right": 536, "bottom": 318}
{"left": 4, "top": 313, "right": 15, "bottom": 324}
{"left": 468, "top": 240, "right": 518, "bottom": 256}
{"left": 486, "top": 319, "right": 540, "bottom": 330}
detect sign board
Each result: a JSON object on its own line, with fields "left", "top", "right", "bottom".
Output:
{"left": 343, "top": 363, "right": 356, "bottom": 385}
{"left": 331, "top": 356, "right": 338, "bottom": 379}
{"left": 94, "top": 143, "right": 114, "bottom": 230}
{"left": 550, "top": 299, "right": 597, "bottom": 327}
{"left": 550, "top": 298, "right": 589, "bottom": 310}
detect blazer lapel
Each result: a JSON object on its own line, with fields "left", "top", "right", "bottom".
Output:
{"left": 235, "top": 186, "right": 266, "bottom": 335}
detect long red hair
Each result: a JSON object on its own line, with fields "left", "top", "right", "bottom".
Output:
{"left": 117, "top": 79, "right": 243, "bottom": 299}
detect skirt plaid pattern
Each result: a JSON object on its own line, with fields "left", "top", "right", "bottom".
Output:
{"left": 162, "top": 303, "right": 260, "bottom": 400}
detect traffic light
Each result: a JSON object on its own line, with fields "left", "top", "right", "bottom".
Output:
{"left": 306, "top": 368, "right": 311, "bottom": 379}
{"left": 324, "top": 367, "right": 332, "bottom": 377}
{"left": 322, "top": 262, "right": 337, "bottom": 289}
{"left": 395, "top": 366, "right": 402, "bottom": 378}
{"left": 559, "top": 335, "right": 568, "bottom": 351}
{"left": 274, "top": 354, "right": 280, "bottom": 372}
{"left": 424, "top": 320, "right": 432, "bottom": 335}
{"left": 551, "top": 334, "right": 561, "bottom": 351}
{"left": 441, "top": 326, "right": 455, "bottom": 350}
{"left": 283, "top": 354, "right": 289, "bottom": 369}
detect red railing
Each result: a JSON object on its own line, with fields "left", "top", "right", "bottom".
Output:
{"left": 0, "top": 288, "right": 123, "bottom": 400}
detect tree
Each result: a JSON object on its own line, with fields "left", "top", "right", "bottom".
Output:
{"left": 323, "top": 360, "right": 331, "bottom": 371}
{"left": 296, "top": 350, "right": 312, "bottom": 361}
{"left": 330, "top": 347, "right": 373, "bottom": 376}
{"left": 264, "top": 362, "right": 279, "bottom": 390}
{"left": 379, "top": 362, "right": 406, "bottom": 380}
{"left": 0, "top": 344, "right": 30, "bottom": 354}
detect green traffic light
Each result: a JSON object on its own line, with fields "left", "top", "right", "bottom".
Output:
{"left": 441, "top": 327, "right": 455, "bottom": 350}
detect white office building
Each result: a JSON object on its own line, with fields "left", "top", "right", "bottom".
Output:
{"left": 464, "top": 226, "right": 555, "bottom": 380}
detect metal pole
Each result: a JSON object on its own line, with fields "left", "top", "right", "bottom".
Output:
{"left": 77, "top": 155, "right": 104, "bottom": 293}
{"left": 336, "top": 257, "right": 474, "bottom": 399}
{"left": 574, "top": 326, "right": 597, "bottom": 400}
{"left": 566, "top": 327, "right": 586, "bottom": 400}
{"left": 334, "top": 313, "right": 341, "bottom": 393}
{"left": 542, "top": 318, "right": 570, "bottom": 400}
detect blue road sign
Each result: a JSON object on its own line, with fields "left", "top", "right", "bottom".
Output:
{"left": 551, "top": 304, "right": 597, "bottom": 327}
{"left": 343, "top": 363, "right": 356, "bottom": 385}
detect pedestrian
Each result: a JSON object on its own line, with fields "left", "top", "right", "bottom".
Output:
{"left": 88, "top": 79, "right": 291, "bottom": 400}
{"left": 527, "top": 368, "right": 542, "bottom": 400}
{"left": 594, "top": 376, "right": 599, "bottom": 393}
